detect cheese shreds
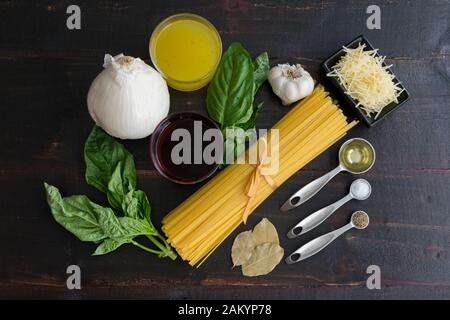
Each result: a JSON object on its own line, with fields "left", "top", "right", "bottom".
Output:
{"left": 327, "top": 44, "right": 404, "bottom": 119}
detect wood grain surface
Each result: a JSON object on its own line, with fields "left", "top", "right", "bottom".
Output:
{"left": 0, "top": 0, "right": 449, "bottom": 299}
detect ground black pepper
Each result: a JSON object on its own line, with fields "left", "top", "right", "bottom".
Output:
{"left": 352, "top": 211, "right": 369, "bottom": 229}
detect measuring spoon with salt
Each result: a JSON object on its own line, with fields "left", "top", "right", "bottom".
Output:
{"left": 281, "top": 138, "right": 375, "bottom": 212}
{"left": 286, "top": 211, "right": 370, "bottom": 264}
{"left": 287, "top": 178, "right": 371, "bottom": 238}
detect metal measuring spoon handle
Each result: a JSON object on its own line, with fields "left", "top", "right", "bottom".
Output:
{"left": 280, "top": 165, "right": 343, "bottom": 212}
{"left": 285, "top": 222, "right": 353, "bottom": 264}
{"left": 287, "top": 193, "right": 353, "bottom": 238}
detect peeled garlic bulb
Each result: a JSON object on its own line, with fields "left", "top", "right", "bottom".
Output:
{"left": 268, "top": 64, "right": 314, "bottom": 105}
{"left": 87, "top": 54, "right": 170, "bottom": 139}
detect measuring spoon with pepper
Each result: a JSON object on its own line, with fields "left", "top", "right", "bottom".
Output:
{"left": 285, "top": 210, "right": 370, "bottom": 264}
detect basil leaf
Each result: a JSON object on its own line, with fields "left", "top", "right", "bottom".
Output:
{"left": 253, "top": 52, "right": 269, "bottom": 94}
{"left": 207, "top": 44, "right": 269, "bottom": 168}
{"left": 223, "top": 126, "right": 246, "bottom": 164}
{"left": 84, "top": 126, "right": 136, "bottom": 195}
{"left": 122, "top": 190, "right": 151, "bottom": 223}
{"left": 223, "top": 129, "right": 239, "bottom": 165}
{"left": 45, "top": 183, "right": 132, "bottom": 242}
{"left": 120, "top": 191, "right": 156, "bottom": 236}
{"left": 97, "top": 207, "right": 128, "bottom": 240}
{"left": 118, "top": 217, "right": 156, "bottom": 236}
{"left": 93, "top": 238, "right": 131, "bottom": 256}
{"left": 206, "top": 42, "right": 255, "bottom": 128}
{"left": 107, "top": 161, "right": 127, "bottom": 210}
{"left": 45, "top": 183, "right": 107, "bottom": 242}
{"left": 239, "top": 101, "right": 264, "bottom": 131}
{"left": 222, "top": 125, "right": 259, "bottom": 166}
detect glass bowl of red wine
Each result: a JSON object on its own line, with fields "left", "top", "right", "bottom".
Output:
{"left": 150, "top": 112, "right": 222, "bottom": 184}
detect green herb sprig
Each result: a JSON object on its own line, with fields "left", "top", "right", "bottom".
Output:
{"left": 45, "top": 126, "right": 176, "bottom": 260}
{"left": 206, "top": 43, "right": 269, "bottom": 164}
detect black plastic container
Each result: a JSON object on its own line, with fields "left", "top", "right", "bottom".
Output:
{"left": 321, "top": 35, "right": 410, "bottom": 126}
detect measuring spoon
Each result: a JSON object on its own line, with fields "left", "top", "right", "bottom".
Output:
{"left": 285, "top": 211, "right": 370, "bottom": 264}
{"left": 280, "top": 138, "right": 375, "bottom": 212}
{"left": 287, "top": 179, "right": 371, "bottom": 238}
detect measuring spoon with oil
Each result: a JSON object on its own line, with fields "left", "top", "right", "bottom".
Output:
{"left": 281, "top": 138, "right": 375, "bottom": 212}
{"left": 285, "top": 211, "right": 370, "bottom": 264}
{"left": 287, "top": 178, "right": 371, "bottom": 238}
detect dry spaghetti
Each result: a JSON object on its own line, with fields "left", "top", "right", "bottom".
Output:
{"left": 162, "top": 86, "right": 358, "bottom": 267}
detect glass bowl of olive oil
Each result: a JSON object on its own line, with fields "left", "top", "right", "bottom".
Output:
{"left": 339, "top": 138, "right": 375, "bottom": 173}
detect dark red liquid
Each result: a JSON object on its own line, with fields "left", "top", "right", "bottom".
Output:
{"left": 152, "top": 113, "right": 220, "bottom": 183}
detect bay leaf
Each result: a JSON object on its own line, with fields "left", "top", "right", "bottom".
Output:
{"left": 242, "top": 243, "right": 284, "bottom": 277}
{"left": 252, "top": 218, "right": 279, "bottom": 245}
{"left": 231, "top": 230, "right": 255, "bottom": 267}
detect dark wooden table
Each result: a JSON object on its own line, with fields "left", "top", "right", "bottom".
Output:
{"left": 0, "top": 0, "right": 449, "bottom": 299}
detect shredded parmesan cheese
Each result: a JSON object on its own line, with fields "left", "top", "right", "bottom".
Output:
{"left": 327, "top": 44, "right": 404, "bottom": 119}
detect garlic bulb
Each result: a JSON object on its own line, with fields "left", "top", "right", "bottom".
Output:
{"left": 87, "top": 54, "right": 170, "bottom": 139}
{"left": 268, "top": 64, "right": 314, "bottom": 105}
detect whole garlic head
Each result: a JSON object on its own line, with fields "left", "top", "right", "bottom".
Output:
{"left": 268, "top": 64, "right": 314, "bottom": 105}
{"left": 87, "top": 54, "right": 170, "bottom": 139}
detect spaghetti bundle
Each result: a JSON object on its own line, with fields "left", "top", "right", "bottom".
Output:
{"left": 162, "top": 87, "right": 358, "bottom": 266}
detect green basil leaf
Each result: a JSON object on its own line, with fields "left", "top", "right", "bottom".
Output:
{"left": 45, "top": 183, "right": 132, "bottom": 243}
{"left": 107, "top": 192, "right": 122, "bottom": 212}
{"left": 84, "top": 126, "right": 136, "bottom": 194}
{"left": 97, "top": 206, "right": 128, "bottom": 240}
{"left": 253, "top": 52, "right": 269, "bottom": 94}
{"left": 206, "top": 42, "right": 255, "bottom": 128}
{"left": 222, "top": 106, "right": 260, "bottom": 165}
{"left": 122, "top": 190, "right": 151, "bottom": 223}
{"left": 223, "top": 130, "right": 238, "bottom": 165}
{"left": 118, "top": 217, "right": 156, "bottom": 236}
{"left": 239, "top": 101, "right": 264, "bottom": 131}
{"left": 45, "top": 183, "right": 107, "bottom": 242}
{"left": 223, "top": 126, "right": 247, "bottom": 164}
{"left": 93, "top": 238, "right": 131, "bottom": 256}
{"left": 106, "top": 161, "right": 126, "bottom": 210}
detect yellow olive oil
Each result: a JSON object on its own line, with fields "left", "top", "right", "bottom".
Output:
{"left": 339, "top": 139, "right": 375, "bottom": 173}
